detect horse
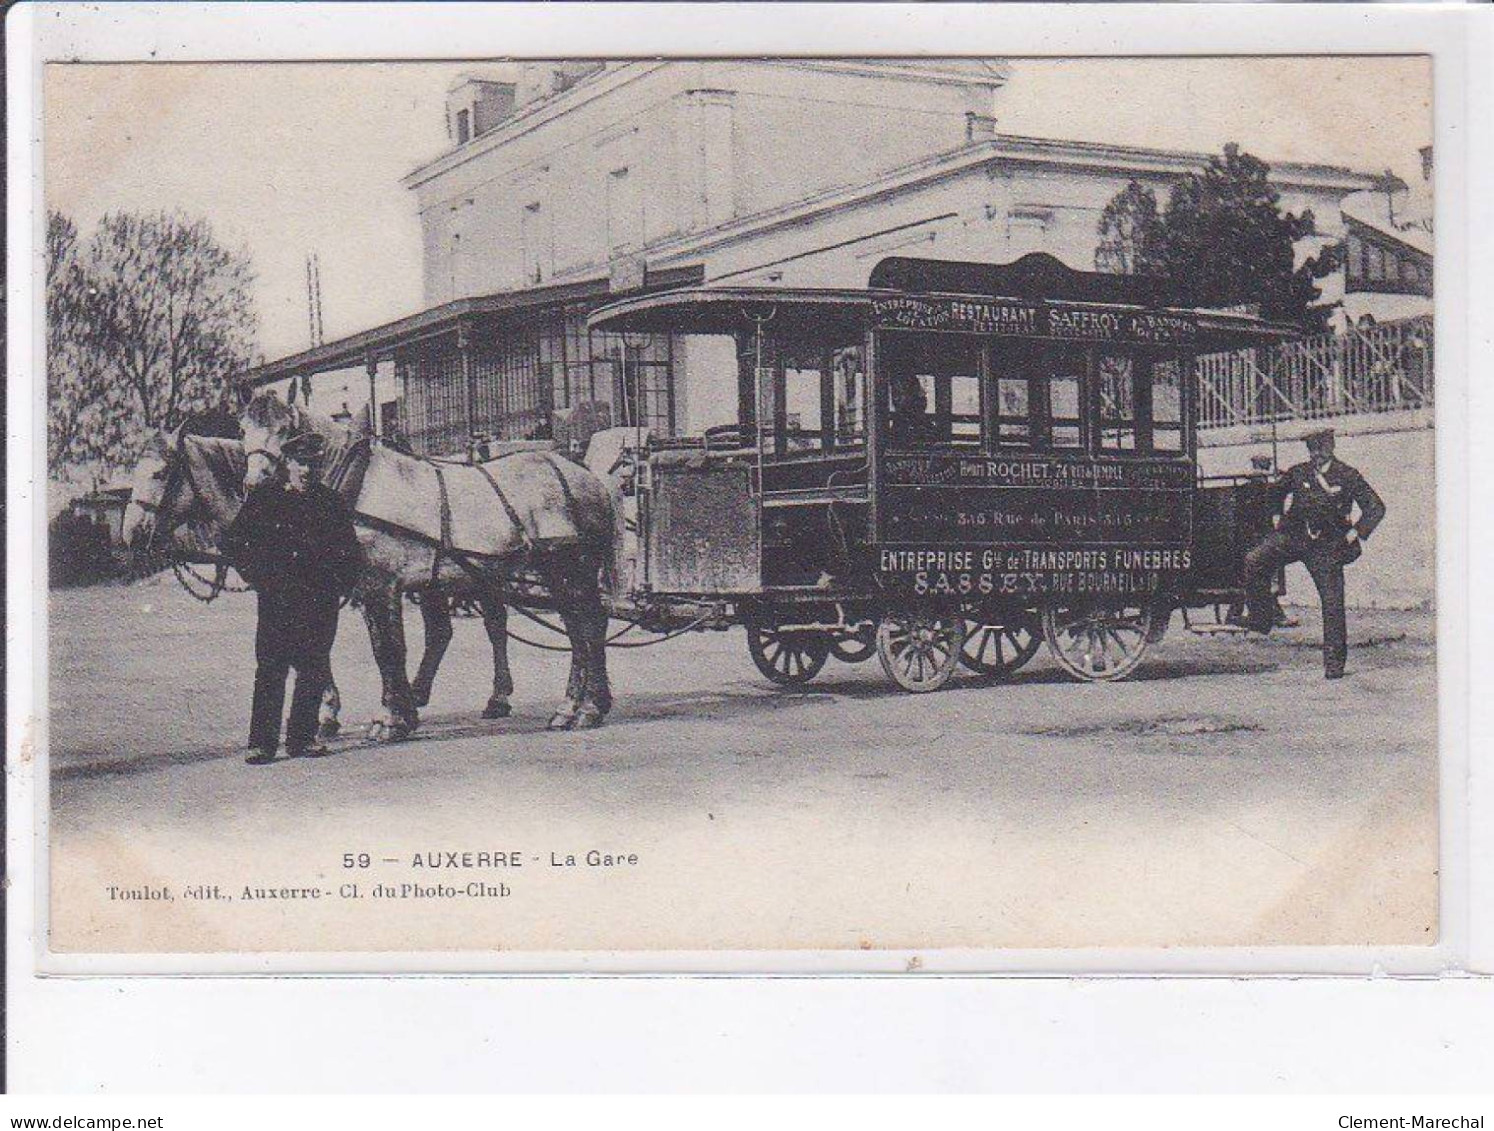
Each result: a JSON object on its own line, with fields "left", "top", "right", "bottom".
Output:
{"left": 240, "top": 390, "right": 616, "bottom": 732}
{"left": 120, "top": 425, "right": 520, "bottom": 741}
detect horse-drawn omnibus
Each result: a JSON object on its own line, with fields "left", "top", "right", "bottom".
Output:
{"left": 587, "top": 253, "right": 1296, "bottom": 692}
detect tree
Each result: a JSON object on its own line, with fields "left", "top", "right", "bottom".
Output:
{"left": 1094, "top": 144, "right": 1337, "bottom": 328}
{"left": 47, "top": 210, "right": 258, "bottom": 473}
{"left": 1094, "top": 180, "right": 1165, "bottom": 278}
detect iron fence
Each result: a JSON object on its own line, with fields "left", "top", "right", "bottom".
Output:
{"left": 1195, "top": 315, "right": 1433, "bottom": 430}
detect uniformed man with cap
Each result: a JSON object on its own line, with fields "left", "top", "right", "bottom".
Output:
{"left": 224, "top": 431, "right": 362, "bottom": 763}
{"left": 1240, "top": 427, "right": 1387, "bottom": 679}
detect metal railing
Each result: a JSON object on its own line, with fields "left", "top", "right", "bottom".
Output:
{"left": 1195, "top": 315, "right": 1433, "bottom": 430}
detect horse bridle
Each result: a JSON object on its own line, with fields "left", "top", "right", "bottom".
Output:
{"left": 138, "top": 430, "right": 247, "bottom": 598}
{"left": 243, "top": 402, "right": 305, "bottom": 475}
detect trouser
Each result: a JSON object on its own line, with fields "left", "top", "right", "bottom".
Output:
{"left": 249, "top": 591, "right": 340, "bottom": 753}
{"left": 249, "top": 653, "right": 333, "bottom": 753}
{"left": 1242, "top": 530, "right": 1348, "bottom": 678}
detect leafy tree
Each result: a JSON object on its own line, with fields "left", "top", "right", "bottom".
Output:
{"left": 47, "top": 210, "right": 258, "bottom": 473}
{"left": 1094, "top": 144, "right": 1338, "bottom": 329}
{"left": 1094, "top": 180, "right": 1165, "bottom": 278}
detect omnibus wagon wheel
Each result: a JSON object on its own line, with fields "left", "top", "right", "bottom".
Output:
{"left": 1041, "top": 603, "right": 1156, "bottom": 683}
{"left": 960, "top": 612, "right": 1042, "bottom": 678}
{"left": 746, "top": 622, "right": 831, "bottom": 686}
{"left": 876, "top": 611, "right": 966, "bottom": 693}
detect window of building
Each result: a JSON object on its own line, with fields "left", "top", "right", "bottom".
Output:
{"left": 605, "top": 166, "right": 643, "bottom": 254}
{"left": 1346, "top": 234, "right": 1364, "bottom": 282}
{"left": 1008, "top": 207, "right": 1055, "bottom": 256}
{"left": 455, "top": 108, "right": 471, "bottom": 145}
{"left": 601, "top": 332, "right": 673, "bottom": 436}
{"left": 521, "top": 202, "right": 549, "bottom": 286}
{"left": 1367, "top": 244, "right": 1386, "bottom": 282}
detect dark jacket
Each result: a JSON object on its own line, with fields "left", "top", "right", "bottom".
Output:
{"left": 225, "top": 481, "right": 362, "bottom": 601}
{"left": 1275, "top": 457, "right": 1386, "bottom": 562}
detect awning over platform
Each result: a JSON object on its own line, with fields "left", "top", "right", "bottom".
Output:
{"left": 245, "top": 264, "right": 704, "bottom": 386}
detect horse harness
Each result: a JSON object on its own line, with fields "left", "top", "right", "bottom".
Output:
{"left": 147, "top": 429, "right": 251, "bottom": 602}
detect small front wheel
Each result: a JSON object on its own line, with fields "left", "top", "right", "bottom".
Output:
{"left": 746, "top": 621, "right": 831, "bottom": 686}
{"left": 960, "top": 612, "right": 1043, "bottom": 678}
{"left": 876, "top": 612, "right": 965, "bottom": 693}
{"left": 1041, "top": 603, "right": 1155, "bottom": 682}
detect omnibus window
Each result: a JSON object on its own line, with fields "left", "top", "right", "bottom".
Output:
{"left": 781, "top": 354, "right": 823, "bottom": 453}
{"left": 1151, "top": 357, "right": 1184, "bottom": 452}
{"left": 996, "top": 375, "right": 1031, "bottom": 446}
{"left": 881, "top": 334, "right": 983, "bottom": 449}
{"left": 1047, "top": 350, "right": 1084, "bottom": 449}
{"left": 950, "top": 371, "right": 982, "bottom": 443}
{"left": 991, "top": 343, "right": 1032, "bottom": 447}
{"left": 1098, "top": 354, "right": 1137, "bottom": 450}
{"left": 830, "top": 346, "right": 865, "bottom": 448}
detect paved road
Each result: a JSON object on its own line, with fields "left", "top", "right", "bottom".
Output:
{"left": 47, "top": 578, "right": 1437, "bottom": 955}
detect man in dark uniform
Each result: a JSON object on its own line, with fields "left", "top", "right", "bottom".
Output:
{"left": 1240, "top": 427, "right": 1387, "bottom": 679}
{"left": 224, "top": 432, "right": 362, "bottom": 764}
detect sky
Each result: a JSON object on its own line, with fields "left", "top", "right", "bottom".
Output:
{"left": 44, "top": 57, "right": 1432, "bottom": 362}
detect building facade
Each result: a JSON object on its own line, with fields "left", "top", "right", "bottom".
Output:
{"left": 253, "top": 60, "right": 1384, "bottom": 456}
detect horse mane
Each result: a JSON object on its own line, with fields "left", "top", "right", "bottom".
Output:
{"left": 243, "top": 390, "right": 301, "bottom": 433}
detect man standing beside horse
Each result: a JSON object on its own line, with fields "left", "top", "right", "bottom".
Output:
{"left": 225, "top": 432, "right": 362, "bottom": 764}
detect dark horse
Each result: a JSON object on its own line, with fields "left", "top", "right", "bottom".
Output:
{"left": 240, "top": 391, "right": 616, "bottom": 732}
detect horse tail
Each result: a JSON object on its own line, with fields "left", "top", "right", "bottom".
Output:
{"left": 574, "top": 461, "right": 626, "bottom": 598}
{"left": 537, "top": 453, "right": 622, "bottom": 597}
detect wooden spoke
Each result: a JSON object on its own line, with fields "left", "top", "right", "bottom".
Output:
{"left": 876, "top": 612, "right": 965, "bottom": 693}
{"left": 960, "top": 611, "right": 1042, "bottom": 677}
{"left": 746, "top": 621, "right": 831, "bottom": 687}
{"left": 1041, "top": 603, "right": 1155, "bottom": 683}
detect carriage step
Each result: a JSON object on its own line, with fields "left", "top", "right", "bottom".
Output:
{"left": 1187, "top": 622, "right": 1248, "bottom": 635}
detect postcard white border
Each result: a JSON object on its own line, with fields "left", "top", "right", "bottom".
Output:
{"left": 8, "top": 0, "right": 1492, "bottom": 1091}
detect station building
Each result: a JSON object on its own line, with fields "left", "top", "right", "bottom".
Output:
{"left": 248, "top": 60, "right": 1383, "bottom": 457}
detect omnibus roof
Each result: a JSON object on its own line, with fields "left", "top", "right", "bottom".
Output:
{"left": 588, "top": 254, "right": 1300, "bottom": 350}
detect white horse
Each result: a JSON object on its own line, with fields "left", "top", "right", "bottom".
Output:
{"left": 121, "top": 424, "right": 522, "bottom": 740}
{"left": 240, "top": 391, "right": 617, "bottom": 732}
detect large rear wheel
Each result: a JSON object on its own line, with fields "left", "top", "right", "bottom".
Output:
{"left": 876, "top": 611, "right": 966, "bottom": 693}
{"left": 746, "top": 621, "right": 831, "bottom": 686}
{"left": 1041, "top": 603, "right": 1156, "bottom": 682}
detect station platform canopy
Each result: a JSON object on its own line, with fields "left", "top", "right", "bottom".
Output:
{"left": 244, "top": 263, "right": 704, "bottom": 387}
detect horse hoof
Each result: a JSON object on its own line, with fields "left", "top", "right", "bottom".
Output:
{"left": 568, "top": 708, "right": 605, "bottom": 730}
{"left": 412, "top": 689, "right": 432, "bottom": 709}
{"left": 483, "top": 700, "right": 512, "bottom": 720}
{"left": 365, "top": 721, "right": 386, "bottom": 742}
{"left": 318, "top": 719, "right": 341, "bottom": 741}
{"left": 547, "top": 711, "right": 575, "bottom": 731}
